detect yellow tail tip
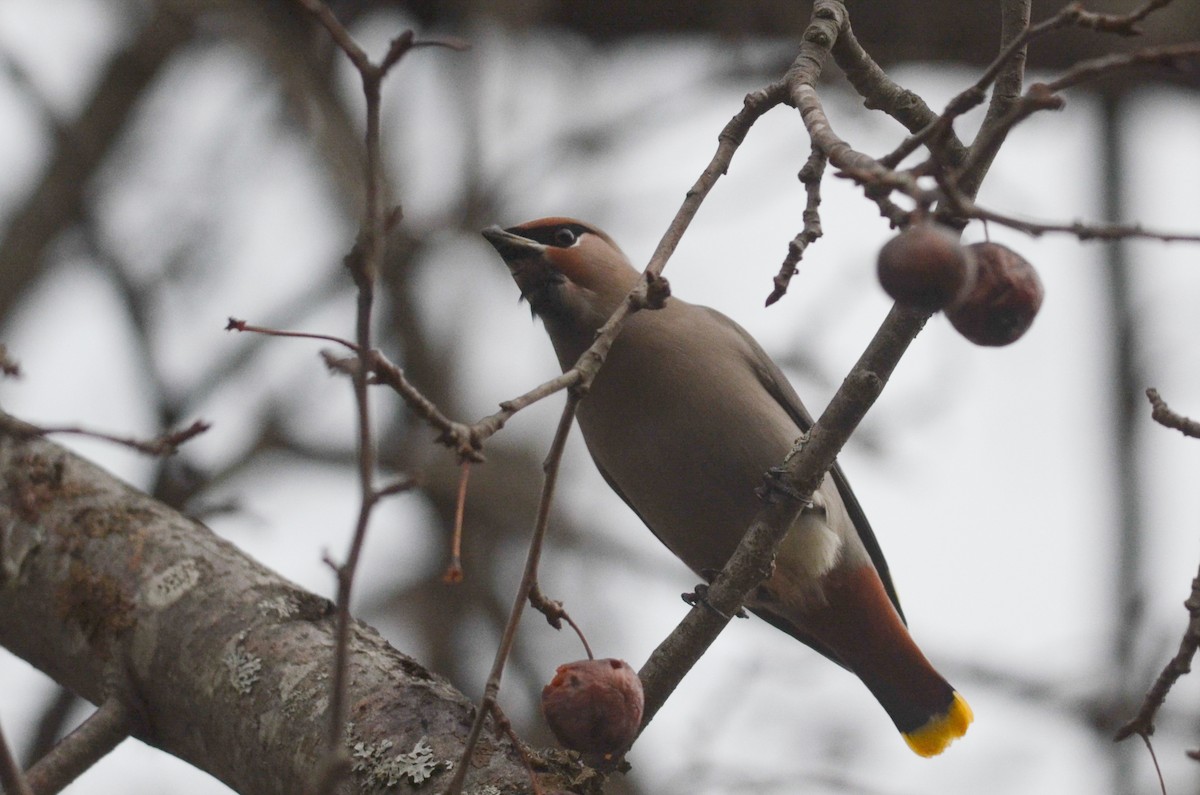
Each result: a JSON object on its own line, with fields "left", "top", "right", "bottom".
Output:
{"left": 902, "top": 692, "right": 973, "bottom": 757}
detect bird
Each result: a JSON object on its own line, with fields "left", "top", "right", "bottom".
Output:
{"left": 482, "top": 217, "right": 972, "bottom": 757}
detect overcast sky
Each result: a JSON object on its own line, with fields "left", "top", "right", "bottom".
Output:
{"left": 3, "top": 2, "right": 1200, "bottom": 794}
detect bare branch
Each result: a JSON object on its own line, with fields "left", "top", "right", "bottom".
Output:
{"left": 1115, "top": 566, "right": 1200, "bottom": 745}
{"left": 23, "top": 699, "right": 132, "bottom": 795}
{"left": 1045, "top": 42, "right": 1200, "bottom": 93}
{"left": 765, "top": 147, "right": 827, "bottom": 306}
{"left": 944, "top": 194, "right": 1200, "bottom": 243}
{"left": 0, "top": 416, "right": 210, "bottom": 458}
{"left": 529, "top": 584, "right": 595, "bottom": 660}
{"left": 445, "top": 397, "right": 580, "bottom": 795}
{"left": 226, "top": 318, "right": 359, "bottom": 353}
{"left": 441, "top": 462, "right": 470, "bottom": 583}
{"left": 291, "top": 0, "right": 370, "bottom": 72}
{"left": 832, "top": 24, "right": 967, "bottom": 168}
{"left": 468, "top": 370, "right": 582, "bottom": 446}
{"left": 1146, "top": 388, "right": 1200, "bottom": 439}
{"left": 365, "top": 350, "right": 483, "bottom": 461}
{"left": 1070, "top": 0, "right": 1176, "bottom": 36}
{"left": 955, "top": 0, "right": 1032, "bottom": 201}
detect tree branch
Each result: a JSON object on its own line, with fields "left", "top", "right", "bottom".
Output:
{"left": 1146, "top": 388, "right": 1200, "bottom": 439}
{"left": 0, "top": 411, "right": 574, "bottom": 794}
{"left": 23, "top": 699, "right": 131, "bottom": 795}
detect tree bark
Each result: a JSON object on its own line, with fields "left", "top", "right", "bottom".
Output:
{"left": 0, "top": 410, "right": 584, "bottom": 794}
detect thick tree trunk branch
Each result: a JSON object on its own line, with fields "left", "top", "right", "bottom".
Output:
{"left": 0, "top": 411, "right": 577, "bottom": 795}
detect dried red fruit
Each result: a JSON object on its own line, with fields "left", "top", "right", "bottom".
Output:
{"left": 947, "top": 242, "right": 1044, "bottom": 346}
{"left": 541, "top": 658, "right": 644, "bottom": 765}
{"left": 876, "top": 223, "right": 975, "bottom": 312}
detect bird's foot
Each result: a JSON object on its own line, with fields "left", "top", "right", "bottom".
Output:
{"left": 681, "top": 582, "right": 748, "bottom": 620}
{"left": 755, "top": 466, "right": 812, "bottom": 504}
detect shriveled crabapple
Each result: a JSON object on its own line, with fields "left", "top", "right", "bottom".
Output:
{"left": 541, "top": 658, "right": 644, "bottom": 766}
{"left": 947, "top": 242, "right": 1044, "bottom": 346}
{"left": 876, "top": 223, "right": 976, "bottom": 312}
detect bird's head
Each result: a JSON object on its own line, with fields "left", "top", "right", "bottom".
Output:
{"left": 482, "top": 217, "right": 641, "bottom": 333}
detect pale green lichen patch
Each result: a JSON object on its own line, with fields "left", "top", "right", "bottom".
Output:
{"left": 224, "top": 631, "right": 262, "bottom": 695}
{"left": 257, "top": 594, "right": 300, "bottom": 619}
{"left": 347, "top": 727, "right": 453, "bottom": 788}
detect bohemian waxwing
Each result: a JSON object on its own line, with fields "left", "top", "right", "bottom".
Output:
{"left": 483, "top": 217, "right": 972, "bottom": 757}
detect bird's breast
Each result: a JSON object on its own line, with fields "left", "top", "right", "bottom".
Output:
{"left": 575, "top": 310, "right": 815, "bottom": 576}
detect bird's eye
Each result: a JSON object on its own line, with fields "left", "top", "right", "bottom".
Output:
{"left": 552, "top": 227, "right": 577, "bottom": 247}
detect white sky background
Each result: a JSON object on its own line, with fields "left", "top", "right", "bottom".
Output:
{"left": 2, "top": 3, "right": 1200, "bottom": 794}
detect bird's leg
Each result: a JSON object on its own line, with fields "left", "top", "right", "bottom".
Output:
{"left": 755, "top": 465, "right": 813, "bottom": 504}
{"left": 682, "top": 575, "right": 749, "bottom": 620}
{"left": 756, "top": 432, "right": 818, "bottom": 504}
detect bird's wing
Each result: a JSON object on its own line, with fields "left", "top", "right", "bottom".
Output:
{"left": 699, "top": 307, "right": 907, "bottom": 626}
{"left": 596, "top": 440, "right": 858, "bottom": 667}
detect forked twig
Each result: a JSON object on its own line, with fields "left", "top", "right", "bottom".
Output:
{"left": 443, "top": 395, "right": 580, "bottom": 795}
{"left": 290, "top": 3, "right": 464, "bottom": 791}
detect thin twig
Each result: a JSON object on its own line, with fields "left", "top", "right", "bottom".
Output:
{"left": 1146, "top": 388, "right": 1200, "bottom": 439}
{"left": 490, "top": 705, "right": 545, "bottom": 795}
{"left": 376, "top": 475, "right": 418, "bottom": 499}
{"left": 1111, "top": 388, "right": 1200, "bottom": 759}
{"left": 288, "top": 3, "right": 442, "bottom": 790}
{"left": 953, "top": 41, "right": 1200, "bottom": 201}
{"left": 1072, "top": 0, "right": 1175, "bottom": 35}
{"left": 1045, "top": 42, "right": 1200, "bottom": 93}
{"left": 765, "top": 146, "right": 826, "bottom": 306}
{"left": 443, "top": 396, "right": 580, "bottom": 795}
{"left": 0, "top": 416, "right": 210, "bottom": 457}
{"left": 785, "top": 3, "right": 926, "bottom": 223}
{"left": 442, "top": 461, "right": 470, "bottom": 583}
{"left": 1140, "top": 733, "right": 1168, "bottom": 795}
{"left": 529, "top": 584, "right": 595, "bottom": 660}
{"left": 1115, "top": 567, "right": 1200, "bottom": 745}
{"left": 292, "top": 0, "right": 371, "bottom": 72}
{"left": 226, "top": 318, "right": 359, "bottom": 353}
{"left": 324, "top": 60, "right": 385, "bottom": 795}
{"left": 467, "top": 369, "right": 582, "bottom": 446}
{"left": 949, "top": 196, "right": 1200, "bottom": 244}
{"left": 912, "top": 0, "right": 1034, "bottom": 192}
{"left": 831, "top": 22, "right": 967, "bottom": 167}
{"left": 365, "top": 350, "right": 483, "bottom": 461}
{"left": 558, "top": 81, "right": 787, "bottom": 399}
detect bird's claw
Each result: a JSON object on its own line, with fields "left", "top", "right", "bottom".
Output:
{"left": 755, "top": 466, "right": 811, "bottom": 505}
{"left": 681, "top": 583, "right": 748, "bottom": 620}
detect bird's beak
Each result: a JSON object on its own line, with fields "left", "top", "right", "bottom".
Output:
{"left": 482, "top": 226, "right": 545, "bottom": 262}
{"left": 483, "top": 225, "right": 565, "bottom": 317}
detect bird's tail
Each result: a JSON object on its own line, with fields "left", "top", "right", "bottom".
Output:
{"left": 901, "top": 691, "right": 974, "bottom": 757}
{"left": 798, "top": 563, "right": 973, "bottom": 757}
